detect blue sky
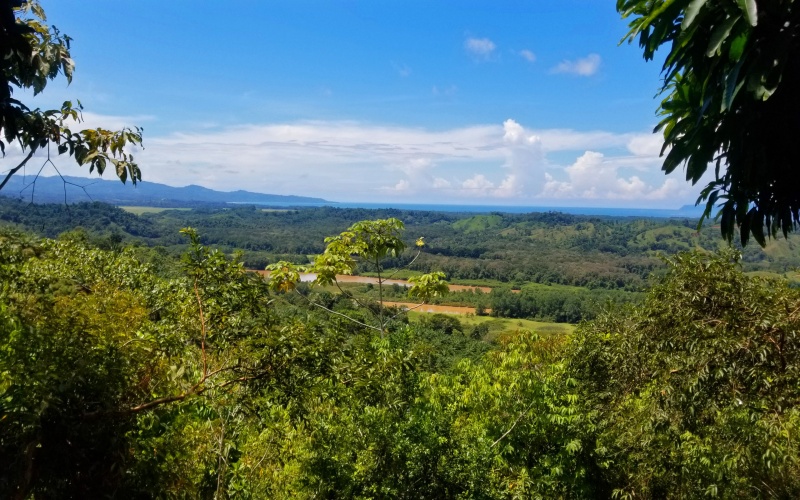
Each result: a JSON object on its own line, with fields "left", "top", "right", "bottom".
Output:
{"left": 20, "top": 1, "right": 710, "bottom": 207}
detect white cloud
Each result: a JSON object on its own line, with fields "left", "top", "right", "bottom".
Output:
{"left": 34, "top": 112, "right": 705, "bottom": 207}
{"left": 519, "top": 49, "right": 536, "bottom": 63}
{"left": 627, "top": 133, "right": 664, "bottom": 157}
{"left": 465, "top": 37, "right": 496, "bottom": 59}
{"left": 462, "top": 174, "right": 494, "bottom": 194}
{"left": 551, "top": 53, "right": 601, "bottom": 76}
{"left": 67, "top": 111, "right": 154, "bottom": 132}
{"left": 498, "top": 119, "right": 545, "bottom": 198}
{"left": 541, "top": 150, "right": 690, "bottom": 201}
{"left": 494, "top": 174, "right": 520, "bottom": 198}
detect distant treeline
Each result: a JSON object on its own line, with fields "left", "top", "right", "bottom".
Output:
{"left": 2, "top": 198, "right": 798, "bottom": 295}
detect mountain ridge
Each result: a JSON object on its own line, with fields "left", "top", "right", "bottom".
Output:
{"left": 0, "top": 174, "right": 331, "bottom": 207}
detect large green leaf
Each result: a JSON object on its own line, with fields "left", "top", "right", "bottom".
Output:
{"left": 681, "top": 0, "right": 708, "bottom": 30}
{"left": 736, "top": 0, "right": 758, "bottom": 26}
{"left": 706, "top": 15, "right": 741, "bottom": 57}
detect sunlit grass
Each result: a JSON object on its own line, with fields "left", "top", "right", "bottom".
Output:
{"left": 407, "top": 310, "right": 575, "bottom": 338}
{"left": 119, "top": 206, "right": 191, "bottom": 215}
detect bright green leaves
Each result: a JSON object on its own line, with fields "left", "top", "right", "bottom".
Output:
{"left": 420, "top": 332, "right": 592, "bottom": 496}
{"left": 619, "top": 0, "right": 800, "bottom": 244}
{"left": 407, "top": 271, "right": 449, "bottom": 302}
{"left": 681, "top": 0, "right": 708, "bottom": 29}
{"left": 71, "top": 125, "right": 144, "bottom": 185}
{"left": 570, "top": 250, "right": 800, "bottom": 496}
{"left": 264, "top": 218, "right": 449, "bottom": 336}
{"left": 342, "top": 218, "right": 406, "bottom": 260}
{"left": 265, "top": 260, "right": 304, "bottom": 292}
{"left": 311, "top": 219, "right": 405, "bottom": 285}
{"left": 736, "top": 0, "right": 757, "bottom": 26}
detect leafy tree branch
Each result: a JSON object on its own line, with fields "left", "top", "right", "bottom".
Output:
{"left": 619, "top": 0, "right": 800, "bottom": 244}
{"left": 266, "top": 218, "right": 449, "bottom": 336}
{"left": 1, "top": 1, "right": 143, "bottom": 193}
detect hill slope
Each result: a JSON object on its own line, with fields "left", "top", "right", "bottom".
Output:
{"left": 0, "top": 174, "right": 330, "bottom": 206}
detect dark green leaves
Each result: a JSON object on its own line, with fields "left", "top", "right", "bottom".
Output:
{"left": 681, "top": 0, "right": 708, "bottom": 29}
{"left": 620, "top": 0, "right": 800, "bottom": 244}
{"left": 736, "top": 0, "right": 757, "bottom": 26}
{"left": 705, "top": 14, "right": 741, "bottom": 57}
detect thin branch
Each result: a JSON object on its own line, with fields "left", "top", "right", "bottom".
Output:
{"left": 491, "top": 401, "right": 536, "bottom": 449}
{"left": 18, "top": 156, "right": 92, "bottom": 209}
{"left": 0, "top": 149, "right": 34, "bottom": 191}
{"left": 193, "top": 278, "right": 208, "bottom": 379}
{"left": 126, "top": 389, "right": 203, "bottom": 414}
{"left": 45, "top": 144, "right": 94, "bottom": 203}
{"left": 82, "top": 365, "right": 239, "bottom": 420}
{"left": 334, "top": 279, "right": 371, "bottom": 310}
{"left": 386, "top": 301, "right": 428, "bottom": 322}
{"left": 120, "top": 337, "right": 158, "bottom": 348}
{"left": 310, "top": 300, "right": 382, "bottom": 332}
{"left": 384, "top": 248, "right": 422, "bottom": 281}
{"left": 376, "top": 256, "right": 385, "bottom": 336}
{"left": 24, "top": 160, "right": 49, "bottom": 205}
{"left": 293, "top": 289, "right": 381, "bottom": 332}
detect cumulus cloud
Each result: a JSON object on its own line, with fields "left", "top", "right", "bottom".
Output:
{"left": 35, "top": 112, "right": 704, "bottom": 207}
{"left": 551, "top": 53, "right": 601, "bottom": 76}
{"left": 541, "top": 151, "right": 686, "bottom": 201}
{"left": 462, "top": 174, "right": 494, "bottom": 193}
{"left": 627, "top": 133, "right": 665, "bottom": 157}
{"left": 519, "top": 49, "right": 536, "bottom": 63}
{"left": 496, "top": 119, "right": 545, "bottom": 197}
{"left": 465, "top": 37, "right": 496, "bottom": 59}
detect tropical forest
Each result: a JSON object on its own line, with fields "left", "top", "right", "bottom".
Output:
{"left": 2, "top": 1, "right": 800, "bottom": 499}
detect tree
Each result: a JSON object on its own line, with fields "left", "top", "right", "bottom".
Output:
{"left": 1, "top": 1, "right": 142, "bottom": 194}
{"left": 618, "top": 0, "right": 800, "bottom": 245}
{"left": 570, "top": 250, "right": 800, "bottom": 496}
{"left": 267, "top": 218, "right": 449, "bottom": 337}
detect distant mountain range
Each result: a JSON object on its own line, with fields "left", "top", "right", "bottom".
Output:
{"left": 0, "top": 174, "right": 330, "bottom": 207}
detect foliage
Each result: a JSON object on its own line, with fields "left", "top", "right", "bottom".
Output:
{"left": 268, "top": 218, "right": 450, "bottom": 336}
{"left": 7, "top": 199, "right": 800, "bottom": 289}
{"left": 407, "top": 271, "right": 450, "bottom": 302}
{"left": 412, "top": 331, "right": 597, "bottom": 498}
{"left": 489, "top": 285, "right": 642, "bottom": 323}
{"left": 0, "top": 1, "right": 143, "bottom": 192}
{"left": 571, "top": 250, "right": 800, "bottom": 497}
{"left": 0, "top": 234, "right": 180, "bottom": 496}
{"left": 311, "top": 217, "right": 407, "bottom": 286}
{"left": 0, "top": 228, "right": 285, "bottom": 496}
{"left": 619, "top": 0, "right": 800, "bottom": 244}
{"left": 2, "top": 224, "right": 800, "bottom": 496}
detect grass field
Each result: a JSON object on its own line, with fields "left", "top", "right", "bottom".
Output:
{"left": 745, "top": 270, "right": 800, "bottom": 282}
{"left": 119, "top": 206, "right": 192, "bottom": 215}
{"left": 407, "top": 311, "right": 575, "bottom": 338}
